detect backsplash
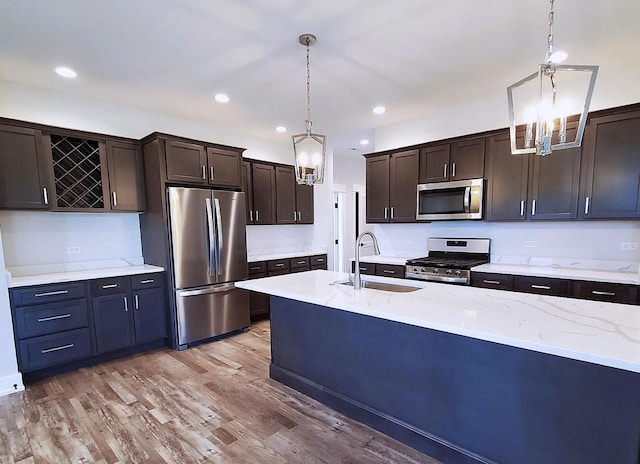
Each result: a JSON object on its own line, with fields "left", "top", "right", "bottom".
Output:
{"left": 372, "top": 221, "right": 640, "bottom": 270}
{"left": 0, "top": 211, "right": 143, "bottom": 267}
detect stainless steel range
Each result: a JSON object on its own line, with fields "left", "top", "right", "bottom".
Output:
{"left": 405, "top": 238, "right": 490, "bottom": 285}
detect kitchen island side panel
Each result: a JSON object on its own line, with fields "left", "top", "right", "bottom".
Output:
{"left": 269, "top": 296, "right": 640, "bottom": 464}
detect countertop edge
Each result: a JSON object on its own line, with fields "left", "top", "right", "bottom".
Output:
{"left": 8, "top": 265, "right": 165, "bottom": 288}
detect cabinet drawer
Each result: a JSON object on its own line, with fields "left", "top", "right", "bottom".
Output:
{"left": 248, "top": 261, "right": 267, "bottom": 275}
{"left": 248, "top": 272, "right": 267, "bottom": 280}
{"left": 11, "top": 282, "right": 86, "bottom": 307}
{"left": 310, "top": 255, "right": 327, "bottom": 267}
{"left": 267, "top": 259, "right": 290, "bottom": 272}
{"left": 130, "top": 273, "right": 162, "bottom": 290}
{"left": 267, "top": 269, "right": 289, "bottom": 277}
{"left": 471, "top": 272, "right": 514, "bottom": 290}
{"left": 289, "top": 267, "right": 309, "bottom": 274}
{"left": 376, "top": 264, "right": 405, "bottom": 278}
{"left": 14, "top": 299, "right": 88, "bottom": 340}
{"left": 90, "top": 276, "right": 130, "bottom": 296}
{"left": 514, "top": 275, "right": 569, "bottom": 297}
{"left": 290, "top": 257, "right": 310, "bottom": 269}
{"left": 18, "top": 328, "right": 93, "bottom": 372}
{"left": 351, "top": 262, "right": 376, "bottom": 275}
{"left": 572, "top": 281, "right": 639, "bottom": 304}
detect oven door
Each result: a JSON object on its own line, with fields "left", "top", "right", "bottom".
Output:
{"left": 416, "top": 178, "right": 483, "bottom": 220}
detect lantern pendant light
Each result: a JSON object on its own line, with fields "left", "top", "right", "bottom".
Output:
{"left": 507, "top": 0, "right": 598, "bottom": 156}
{"left": 292, "top": 34, "right": 326, "bottom": 185}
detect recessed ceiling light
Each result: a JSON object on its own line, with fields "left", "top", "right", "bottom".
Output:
{"left": 55, "top": 66, "right": 77, "bottom": 78}
{"left": 549, "top": 50, "right": 568, "bottom": 63}
{"left": 276, "top": 126, "right": 287, "bottom": 133}
{"left": 373, "top": 106, "right": 386, "bottom": 115}
{"left": 214, "top": 93, "right": 230, "bottom": 103}
{"left": 360, "top": 139, "right": 370, "bottom": 145}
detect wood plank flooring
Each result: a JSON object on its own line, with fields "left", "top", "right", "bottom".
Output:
{"left": 0, "top": 320, "right": 440, "bottom": 464}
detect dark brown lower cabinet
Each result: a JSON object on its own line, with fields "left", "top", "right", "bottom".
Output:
{"left": 375, "top": 264, "right": 405, "bottom": 278}
{"left": 351, "top": 261, "right": 376, "bottom": 275}
{"left": 514, "top": 275, "right": 569, "bottom": 297}
{"left": 248, "top": 254, "right": 328, "bottom": 320}
{"left": 10, "top": 272, "right": 167, "bottom": 380}
{"left": 573, "top": 280, "right": 639, "bottom": 305}
{"left": 470, "top": 272, "right": 514, "bottom": 290}
{"left": 472, "top": 271, "right": 639, "bottom": 305}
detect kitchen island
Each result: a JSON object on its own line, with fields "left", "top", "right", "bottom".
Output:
{"left": 236, "top": 270, "right": 640, "bottom": 464}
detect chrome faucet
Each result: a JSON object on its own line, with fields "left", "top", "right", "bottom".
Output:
{"left": 353, "top": 231, "right": 380, "bottom": 290}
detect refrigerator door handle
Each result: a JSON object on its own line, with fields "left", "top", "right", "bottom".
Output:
{"left": 205, "top": 197, "right": 216, "bottom": 276}
{"left": 177, "top": 283, "right": 237, "bottom": 297}
{"left": 214, "top": 197, "right": 223, "bottom": 274}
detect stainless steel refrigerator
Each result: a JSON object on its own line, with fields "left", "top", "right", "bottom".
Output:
{"left": 167, "top": 186, "right": 249, "bottom": 348}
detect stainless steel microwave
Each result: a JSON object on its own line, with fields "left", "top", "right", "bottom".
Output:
{"left": 416, "top": 178, "right": 484, "bottom": 221}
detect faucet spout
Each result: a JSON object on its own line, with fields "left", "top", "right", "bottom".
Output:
{"left": 353, "top": 231, "right": 380, "bottom": 290}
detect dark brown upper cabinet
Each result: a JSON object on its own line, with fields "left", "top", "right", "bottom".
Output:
{"left": 206, "top": 147, "right": 242, "bottom": 188}
{"left": 165, "top": 140, "right": 242, "bottom": 189}
{"left": 419, "top": 137, "right": 485, "bottom": 183}
{"left": 247, "top": 161, "right": 276, "bottom": 225}
{"left": 579, "top": 108, "right": 640, "bottom": 219}
{"left": 165, "top": 140, "right": 207, "bottom": 185}
{"left": 275, "top": 165, "right": 314, "bottom": 225}
{"left": 485, "top": 130, "right": 529, "bottom": 221}
{"left": 0, "top": 125, "right": 50, "bottom": 210}
{"left": 106, "top": 141, "right": 146, "bottom": 212}
{"left": 42, "top": 133, "right": 145, "bottom": 212}
{"left": 485, "top": 127, "right": 580, "bottom": 222}
{"left": 365, "top": 155, "right": 390, "bottom": 222}
{"left": 366, "top": 149, "right": 418, "bottom": 223}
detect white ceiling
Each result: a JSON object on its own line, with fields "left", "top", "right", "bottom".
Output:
{"left": 1, "top": 0, "right": 639, "bottom": 154}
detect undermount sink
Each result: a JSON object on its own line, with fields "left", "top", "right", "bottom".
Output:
{"left": 334, "top": 279, "right": 422, "bottom": 293}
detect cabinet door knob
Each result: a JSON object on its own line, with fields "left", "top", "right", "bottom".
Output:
{"left": 201, "top": 165, "right": 207, "bottom": 180}
{"left": 43, "top": 187, "right": 49, "bottom": 205}
{"left": 112, "top": 191, "right": 118, "bottom": 207}
{"left": 134, "top": 294, "right": 139, "bottom": 310}
{"left": 451, "top": 162, "right": 456, "bottom": 177}
{"left": 210, "top": 166, "right": 215, "bottom": 181}
{"left": 443, "top": 163, "right": 448, "bottom": 179}
{"left": 123, "top": 296, "right": 128, "bottom": 312}
{"left": 584, "top": 196, "right": 591, "bottom": 215}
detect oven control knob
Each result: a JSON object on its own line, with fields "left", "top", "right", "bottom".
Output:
{"left": 446, "top": 269, "right": 452, "bottom": 275}
{"left": 455, "top": 270, "right": 461, "bottom": 276}
{"left": 432, "top": 269, "right": 438, "bottom": 273}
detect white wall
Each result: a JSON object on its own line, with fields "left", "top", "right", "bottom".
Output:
{"left": 372, "top": 221, "right": 640, "bottom": 268}
{"left": 0, "top": 224, "right": 24, "bottom": 396}
{"left": 0, "top": 211, "right": 143, "bottom": 268}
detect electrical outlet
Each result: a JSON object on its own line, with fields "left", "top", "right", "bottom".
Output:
{"left": 525, "top": 241, "right": 537, "bottom": 248}
{"left": 620, "top": 241, "right": 638, "bottom": 251}
{"left": 67, "top": 246, "right": 81, "bottom": 254}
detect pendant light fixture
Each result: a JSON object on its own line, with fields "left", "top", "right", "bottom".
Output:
{"left": 507, "top": 0, "right": 598, "bottom": 156}
{"left": 292, "top": 33, "right": 326, "bottom": 185}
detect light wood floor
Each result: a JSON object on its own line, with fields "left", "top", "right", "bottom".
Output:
{"left": 0, "top": 320, "right": 440, "bottom": 464}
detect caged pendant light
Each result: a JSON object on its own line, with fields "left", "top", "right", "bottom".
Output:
{"left": 507, "top": 0, "right": 598, "bottom": 156}
{"left": 292, "top": 33, "right": 326, "bottom": 185}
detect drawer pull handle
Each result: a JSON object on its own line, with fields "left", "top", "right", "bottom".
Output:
{"left": 124, "top": 296, "right": 128, "bottom": 312}
{"left": 140, "top": 279, "right": 155, "bottom": 284}
{"left": 483, "top": 280, "right": 501, "bottom": 285}
{"left": 38, "top": 313, "right": 72, "bottom": 322}
{"left": 383, "top": 270, "right": 396, "bottom": 274}
{"left": 297, "top": 261, "right": 306, "bottom": 265}
{"left": 316, "top": 258, "right": 325, "bottom": 262}
{"left": 42, "top": 343, "right": 74, "bottom": 354}
{"left": 275, "top": 263, "right": 285, "bottom": 267}
{"left": 250, "top": 266, "right": 262, "bottom": 271}
{"left": 134, "top": 294, "right": 139, "bottom": 310}
{"left": 592, "top": 290, "right": 616, "bottom": 296}
{"left": 102, "top": 284, "right": 118, "bottom": 289}
{"left": 531, "top": 284, "right": 551, "bottom": 290}
{"left": 35, "top": 290, "right": 69, "bottom": 297}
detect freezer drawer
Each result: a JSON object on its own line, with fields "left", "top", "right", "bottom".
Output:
{"left": 175, "top": 283, "right": 249, "bottom": 346}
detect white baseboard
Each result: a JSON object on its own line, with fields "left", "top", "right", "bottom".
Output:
{"left": 0, "top": 372, "right": 24, "bottom": 397}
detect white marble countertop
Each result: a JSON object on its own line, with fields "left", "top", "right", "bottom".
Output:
{"left": 236, "top": 270, "right": 640, "bottom": 373}
{"left": 248, "top": 250, "right": 327, "bottom": 262}
{"left": 473, "top": 263, "right": 640, "bottom": 286}
{"left": 7, "top": 264, "right": 165, "bottom": 288}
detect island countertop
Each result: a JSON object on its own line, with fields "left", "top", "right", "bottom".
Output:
{"left": 236, "top": 270, "right": 640, "bottom": 373}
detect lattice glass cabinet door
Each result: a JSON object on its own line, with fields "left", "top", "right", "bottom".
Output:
{"left": 46, "top": 134, "right": 109, "bottom": 210}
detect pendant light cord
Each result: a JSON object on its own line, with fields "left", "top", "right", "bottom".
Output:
{"left": 305, "top": 41, "right": 312, "bottom": 135}
{"left": 546, "top": 0, "right": 554, "bottom": 62}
